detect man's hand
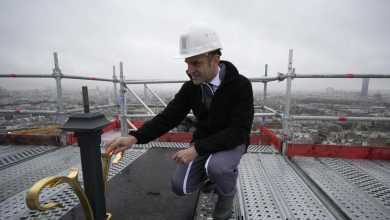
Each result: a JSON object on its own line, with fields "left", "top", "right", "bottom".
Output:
{"left": 171, "top": 146, "right": 198, "bottom": 164}
{"left": 105, "top": 136, "right": 137, "bottom": 154}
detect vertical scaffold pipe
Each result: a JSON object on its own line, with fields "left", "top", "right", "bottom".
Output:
{"left": 144, "top": 84, "right": 148, "bottom": 106}
{"left": 113, "top": 66, "right": 118, "bottom": 107}
{"left": 119, "top": 62, "right": 128, "bottom": 137}
{"left": 53, "top": 52, "right": 66, "bottom": 146}
{"left": 263, "top": 64, "right": 268, "bottom": 109}
{"left": 282, "top": 49, "right": 293, "bottom": 155}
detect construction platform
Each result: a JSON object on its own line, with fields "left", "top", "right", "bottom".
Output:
{"left": 1, "top": 130, "right": 390, "bottom": 220}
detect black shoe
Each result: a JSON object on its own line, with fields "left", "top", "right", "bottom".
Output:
{"left": 213, "top": 196, "right": 234, "bottom": 220}
{"left": 201, "top": 179, "right": 216, "bottom": 193}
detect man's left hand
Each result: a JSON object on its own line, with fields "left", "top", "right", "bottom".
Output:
{"left": 172, "top": 146, "right": 198, "bottom": 164}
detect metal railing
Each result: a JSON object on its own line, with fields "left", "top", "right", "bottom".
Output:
{"left": 1, "top": 51, "right": 390, "bottom": 154}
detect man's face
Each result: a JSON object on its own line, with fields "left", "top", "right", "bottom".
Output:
{"left": 185, "top": 54, "right": 219, "bottom": 85}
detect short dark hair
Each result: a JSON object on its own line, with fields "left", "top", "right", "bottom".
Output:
{"left": 205, "top": 49, "right": 222, "bottom": 62}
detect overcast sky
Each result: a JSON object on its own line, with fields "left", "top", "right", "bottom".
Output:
{"left": 1, "top": 0, "right": 389, "bottom": 93}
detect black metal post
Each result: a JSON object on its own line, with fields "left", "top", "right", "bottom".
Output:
{"left": 75, "top": 130, "right": 105, "bottom": 220}
{"left": 62, "top": 86, "right": 110, "bottom": 220}
{"left": 82, "top": 86, "right": 90, "bottom": 113}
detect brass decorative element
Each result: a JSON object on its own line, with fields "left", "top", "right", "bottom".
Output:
{"left": 26, "top": 168, "right": 94, "bottom": 219}
{"left": 26, "top": 150, "right": 125, "bottom": 220}
{"left": 102, "top": 150, "right": 124, "bottom": 192}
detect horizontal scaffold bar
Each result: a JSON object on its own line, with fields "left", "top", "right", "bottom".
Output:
{"left": 290, "top": 115, "right": 390, "bottom": 122}
{"left": 294, "top": 73, "right": 390, "bottom": 78}
{"left": 65, "top": 104, "right": 117, "bottom": 114}
{"left": 0, "top": 73, "right": 53, "bottom": 78}
{"left": 2, "top": 73, "right": 390, "bottom": 82}
{"left": 0, "top": 109, "right": 58, "bottom": 115}
{"left": 62, "top": 75, "right": 114, "bottom": 82}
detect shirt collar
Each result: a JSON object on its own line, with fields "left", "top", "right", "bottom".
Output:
{"left": 209, "top": 66, "right": 221, "bottom": 87}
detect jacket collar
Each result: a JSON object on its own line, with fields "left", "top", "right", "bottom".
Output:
{"left": 218, "top": 60, "right": 239, "bottom": 86}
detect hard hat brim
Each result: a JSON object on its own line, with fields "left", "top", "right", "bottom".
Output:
{"left": 173, "top": 48, "right": 222, "bottom": 59}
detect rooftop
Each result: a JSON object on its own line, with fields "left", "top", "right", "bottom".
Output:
{"left": 1, "top": 130, "right": 389, "bottom": 219}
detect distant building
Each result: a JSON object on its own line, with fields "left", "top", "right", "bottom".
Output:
{"left": 325, "top": 87, "right": 336, "bottom": 94}
{"left": 374, "top": 91, "right": 382, "bottom": 100}
{"left": 361, "top": 78, "right": 369, "bottom": 96}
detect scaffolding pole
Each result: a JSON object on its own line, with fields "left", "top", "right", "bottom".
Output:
{"left": 263, "top": 106, "right": 277, "bottom": 114}
{"left": 61, "top": 75, "right": 114, "bottom": 82}
{"left": 65, "top": 104, "right": 116, "bottom": 114}
{"left": 293, "top": 73, "right": 390, "bottom": 78}
{"left": 125, "top": 112, "right": 276, "bottom": 119}
{"left": 250, "top": 76, "right": 284, "bottom": 83}
{"left": 145, "top": 85, "right": 167, "bottom": 107}
{"left": 126, "top": 79, "right": 186, "bottom": 84}
{"left": 125, "top": 77, "right": 284, "bottom": 84}
{"left": 126, "top": 114, "right": 157, "bottom": 118}
{"left": 255, "top": 113, "right": 278, "bottom": 117}
{"left": 282, "top": 49, "right": 294, "bottom": 155}
{"left": 113, "top": 66, "right": 119, "bottom": 107}
{"left": 0, "top": 109, "right": 277, "bottom": 118}
{"left": 263, "top": 64, "right": 268, "bottom": 109}
{"left": 125, "top": 85, "right": 155, "bottom": 115}
{"left": 143, "top": 84, "right": 149, "bottom": 106}
{"left": 290, "top": 115, "right": 390, "bottom": 122}
{"left": 3, "top": 73, "right": 389, "bottom": 82}
{"left": 126, "top": 119, "right": 138, "bottom": 131}
{"left": 119, "top": 62, "right": 128, "bottom": 137}
{"left": 0, "top": 74, "right": 114, "bottom": 81}
{"left": 52, "top": 53, "right": 66, "bottom": 146}
{"left": 0, "top": 110, "right": 57, "bottom": 115}
{"left": 0, "top": 74, "right": 53, "bottom": 78}
{"left": 1, "top": 74, "right": 286, "bottom": 83}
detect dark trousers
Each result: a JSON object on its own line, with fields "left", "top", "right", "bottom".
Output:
{"left": 171, "top": 144, "right": 246, "bottom": 198}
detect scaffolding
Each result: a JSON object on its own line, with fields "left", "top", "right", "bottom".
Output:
{"left": 1, "top": 51, "right": 390, "bottom": 152}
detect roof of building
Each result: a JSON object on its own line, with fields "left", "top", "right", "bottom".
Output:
{"left": 1, "top": 131, "right": 390, "bottom": 219}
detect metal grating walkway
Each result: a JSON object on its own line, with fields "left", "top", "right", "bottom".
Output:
{"left": 0, "top": 147, "right": 146, "bottom": 219}
{"left": 0, "top": 146, "right": 80, "bottom": 202}
{"left": 0, "top": 145, "right": 57, "bottom": 169}
{"left": 1, "top": 131, "right": 390, "bottom": 220}
{"left": 239, "top": 154, "right": 336, "bottom": 220}
{"left": 292, "top": 156, "right": 390, "bottom": 220}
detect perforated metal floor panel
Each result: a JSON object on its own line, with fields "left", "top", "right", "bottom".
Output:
{"left": 194, "top": 191, "right": 241, "bottom": 220}
{"left": 0, "top": 147, "right": 146, "bottom": 220}
{"left": 321, "top": 158, "right": 390, "bottom": 207}
{"left": 192, "top": 145, "right": 277, "bottom": 220}
{"left": 0, "top": 140, "right": 193, "bottom": 220}
{"left": 239, "top": 154, "right": 336, "bottom": 220}
{"left": 247, "top": 145, "right": 277, "bottom": 154}
{"left": 0, "top": 146, "right": 80, "bottom": 202}
{"left": 2, "top": 130, "right": 390, "bottom": 220}
{"left": 0, "top": 145, "right": 57, "bottom": 169}
{"left": 292, "top": 156, "right": 390, "bottom": 220}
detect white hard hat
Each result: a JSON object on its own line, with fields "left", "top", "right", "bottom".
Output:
{"left": 175, "top": 22, "right": 222, "bottom": 59}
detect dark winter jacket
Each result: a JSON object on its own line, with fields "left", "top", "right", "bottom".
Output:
{"left": 129, "top": 60, "right": 254, "bottom": 155}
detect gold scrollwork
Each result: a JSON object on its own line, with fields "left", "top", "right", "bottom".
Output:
{"left": 26, "top": 168, "right": 94, "bottom": 219}
{"left": 102, "top": 150, "right": 124, "bottom": 193}
{"left": 26, "top": 149, "right": 125, "bottom": 220}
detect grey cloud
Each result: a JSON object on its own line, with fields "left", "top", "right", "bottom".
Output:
{"left": 0, "top": 0, "right": 389, "bottom": 92}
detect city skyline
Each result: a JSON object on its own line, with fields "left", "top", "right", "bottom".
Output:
{"left": 2, "top": 84, "right": 390, "bottom": 147}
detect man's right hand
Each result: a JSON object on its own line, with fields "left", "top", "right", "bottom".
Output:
{"left": 105, "top": 136, "right": 137, "bottom": 154}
